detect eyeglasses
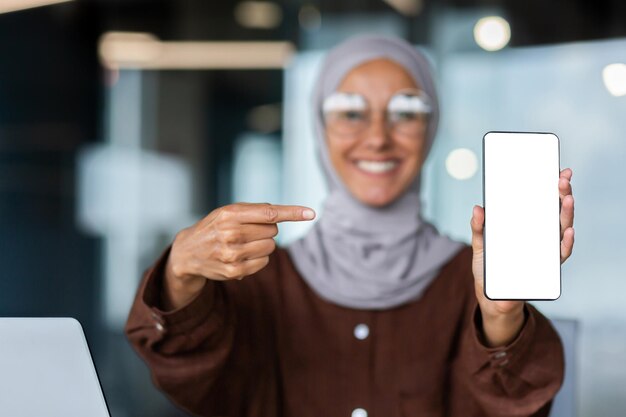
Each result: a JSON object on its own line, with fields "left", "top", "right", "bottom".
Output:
{"left": 322, "top": 89, "right": 432, "bottom": 138}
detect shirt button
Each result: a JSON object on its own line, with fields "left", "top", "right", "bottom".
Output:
{"left": 352, "top": 408, "right": 367, "bottom": 417}
{"left": 353, "top": 324, "right": 369, "bottom": 340}
{"left": 155, "top": 322, "right": 165, "bottom": 332}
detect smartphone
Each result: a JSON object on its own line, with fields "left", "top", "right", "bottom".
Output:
{"left": 483, "top": 131, "right": 561, "bottom": 300}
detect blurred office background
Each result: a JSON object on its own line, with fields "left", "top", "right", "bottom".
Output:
{"left": 1, "top": 0, "right": 625, "bottom": 416}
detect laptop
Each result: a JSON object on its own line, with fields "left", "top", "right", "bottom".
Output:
{"left": 0, "top": 318, "right": 111, "bottom": 417}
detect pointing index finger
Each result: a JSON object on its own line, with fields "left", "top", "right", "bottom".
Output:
{"left": 239, "top": 204, "right": 316, "bottom": 224}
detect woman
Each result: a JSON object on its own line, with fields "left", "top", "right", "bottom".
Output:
{"left": 126, "top": 35, "right": 575, "bottom": 417}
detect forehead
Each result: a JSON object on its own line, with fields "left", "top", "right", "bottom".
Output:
{"left": 335, "top": 58, "right": 419, "bottom": 101}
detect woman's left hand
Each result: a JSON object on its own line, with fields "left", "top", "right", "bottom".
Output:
{"left": 469, "top": 168, "right": 575, "bottom": 347}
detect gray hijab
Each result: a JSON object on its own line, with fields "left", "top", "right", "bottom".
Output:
{"left": 287, "top": 35, "right": 465, "bottom": 310}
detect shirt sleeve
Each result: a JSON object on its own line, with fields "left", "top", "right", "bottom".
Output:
{"left": 124, "top": 246, "right": 281, "bottom": 417}
{"left": 448, "top": 297, "right": 565, "bottom": 417}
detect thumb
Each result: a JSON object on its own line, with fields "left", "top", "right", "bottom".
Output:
{"left": 470, "top": 205, "right": 484, "bottom": 253}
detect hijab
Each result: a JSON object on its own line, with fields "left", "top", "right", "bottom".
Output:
{"left": 287, "top": 35, "right": 465, "bottom": 310}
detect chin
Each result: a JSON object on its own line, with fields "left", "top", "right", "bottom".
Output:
{"left": 355, "top": 190, "right": 400, "bottom": 208}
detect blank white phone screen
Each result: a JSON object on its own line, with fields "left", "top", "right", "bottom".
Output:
{"left": 483, "top": 131, "right": 561, "bottom": 300}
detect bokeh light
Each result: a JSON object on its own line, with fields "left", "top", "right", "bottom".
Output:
{"left": 473, "top": 16, "right": 511, "bottom": 51}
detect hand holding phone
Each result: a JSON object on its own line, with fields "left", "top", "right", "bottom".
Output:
{"left": 469, "top": 133, "right": 574, "bottom": 345}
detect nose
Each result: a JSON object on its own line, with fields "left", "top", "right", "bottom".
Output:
{"left": 363, "top": 112, "right": 391, "bottom": 150}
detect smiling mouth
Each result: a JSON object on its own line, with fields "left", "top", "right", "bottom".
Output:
{"left": 355, "top": 159, "right": 400, "bottom": 174}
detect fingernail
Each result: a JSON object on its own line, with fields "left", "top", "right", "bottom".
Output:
{"left": 303, "top": 209, "right": 315, "bottom": 220}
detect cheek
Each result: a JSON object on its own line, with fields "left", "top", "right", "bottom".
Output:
{"left": 397, "top": 142, "right": 426, "bottom": 186}
{"left": 326, "top": 136, "right": 352, "bottom": 170}
{"left": 400, "top": 140, "right": 425, "bottom": 165}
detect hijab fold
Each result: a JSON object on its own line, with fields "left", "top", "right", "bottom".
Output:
{"left": 288, "top": 36, "right": 464, "bottom": 310}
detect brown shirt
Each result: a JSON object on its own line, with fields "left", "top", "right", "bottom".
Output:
{"left": 125, "top": 245, "right": 564, "bottom": 417}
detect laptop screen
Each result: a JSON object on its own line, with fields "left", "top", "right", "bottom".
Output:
{"left": 0, "top": 318, "right": 110, "bottom": 417}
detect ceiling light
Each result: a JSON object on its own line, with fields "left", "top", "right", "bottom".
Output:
{"left": 0, "top": 0, "right": 73, "bottom": 14}
{"left": 473, "top": 16, "right": 511, "bottom": 52}
{"left": 98, "top": 32, "right": 294, "bottom": 70}
{"left": 247, "top": 104, "right": 282, "bottom": 133}
{"left": 234, "top": 1, "right": 282, "bottom": 29}
{"left": 298, "top": 4, "right": 321, "bottom": 32}
{"left": 99, "top": 32, "right": 162, "bottom": 69}
{"left": 602, "top": 63, "right": 626, "bottom": 97}
{"left": 382, "top": 0, "right": 423, "bottom": 16}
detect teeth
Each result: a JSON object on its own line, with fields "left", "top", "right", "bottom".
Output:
{"left": 356, "top": 160, "right": 398, "bottom": 173}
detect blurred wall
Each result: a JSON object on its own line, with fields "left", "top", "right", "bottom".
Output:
{"left": 0, "top": 3, "right": 101, "bottom": 341}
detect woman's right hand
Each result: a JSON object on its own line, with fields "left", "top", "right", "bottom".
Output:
{"left": 162, "top": 203, "right": 316, "bottom": 310}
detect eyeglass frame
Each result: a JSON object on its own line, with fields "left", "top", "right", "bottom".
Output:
{"left": 321, "top": 88, "right": 432, "bottom": 138}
